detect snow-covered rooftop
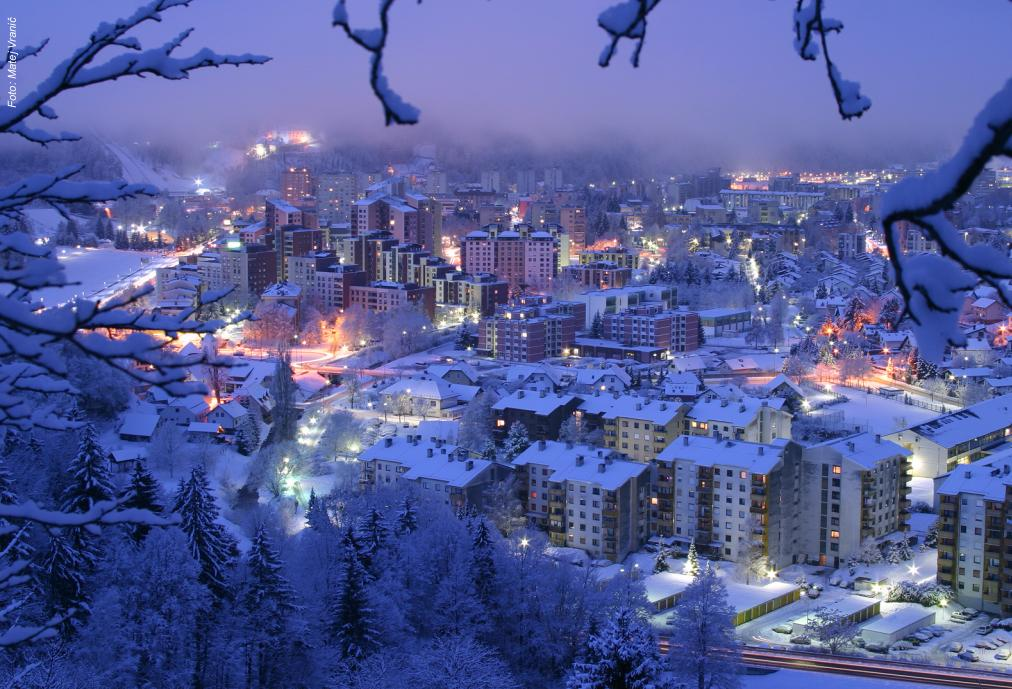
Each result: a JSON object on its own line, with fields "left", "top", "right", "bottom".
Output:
{"left": 810, "top": 432, "right": 911, "bottom": 469}
{"left": 657, "top": 435, "right": 788, "bottom": 474}
{"left": 897, "top": 393, "right": 1012, "bottom": 448}
{"left": 511, "top": 441, "right": 649, "bottom": 491}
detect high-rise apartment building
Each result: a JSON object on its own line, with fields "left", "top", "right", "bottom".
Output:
{"left": 558, "top": 205, "right": 587, "bottom": 257}
{"left": 460, "top": 223, "right": 564, "bottom": 291}
{"left": 281, "top": 167, "right": 313, "bottom": 203}
{"left": 316, "top": 172, "right": 359, "bottom": 224}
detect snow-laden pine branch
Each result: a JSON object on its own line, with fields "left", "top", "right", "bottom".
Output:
{"left": 0, "top": 0, "right": 270, "bottom": 145}
{"left": 881, "top": 77, "right": 1012, "bottom": 360}
{"left": 331, "top": 0, "right": 421, "bottom": 126}
{"left": 792, "top": 0, "right": 871, "bottom": 119}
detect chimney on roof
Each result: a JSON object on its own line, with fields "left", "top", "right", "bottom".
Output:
{"left": 384, "top": 437, "right": 393, "bottom": 447}
{"left": 538, "top": 439, "right": 546, "bottom": 451}
{"left": 683, "top": 436, "right": 689, "bottom": 446}
{"left": 964, "top": 470, "right": 972, "bottom": 478}
{"left": 576, "top": 455, "right": 584, "bottom": 466}
{"left": 426, "top": 448, "right": 433, "bottom": 457}
{"left": 847, "top": 441, "right": 855, "bottom": 452}
{"left": 441, "top": 448, "right": 447, "bottom": 454}
{"left": 540, "top": 389, "right": 547, "bottom": 398}
{"left": 758, "top": 446, "right": 765, "bottom": 456}
{"left": 762, "top": 400, "right": 768, "bottom": 407}
{"left": 739, "top": 404, "right": 746, "bottom": 413}
{"left": 721, "top": 399, "right": 728, "bottom": 408}
{"left": 566, "top": 441, "right": 574, "bottom": 450}
{"left": 597, "top": 462, "right": 606, "bottom": 473}
{"left": 466, "top": 460, "right": 474, "bottom": 471}
{"left": 636, "top": 402, "right": 643, "bottom": 411}
{"left": 518, "top": 390, "right": 525, "bottom": 399}
{"left": 875, "top": 434, "right": 881, "bottom": 443}
{"left": 661, "top": 403, "right": 668, "bottom": 411}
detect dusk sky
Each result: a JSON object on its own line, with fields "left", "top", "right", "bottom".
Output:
{"left": 13, "top": 0, "right": 1012, "bottom": 168}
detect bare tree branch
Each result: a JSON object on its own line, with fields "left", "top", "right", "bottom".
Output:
{"left": 331, "top": 0, "right": 421, "bottom": 125}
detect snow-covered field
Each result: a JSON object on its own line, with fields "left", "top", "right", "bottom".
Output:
{"left": 104, "top": 141, "right": 198, "bottom": 193}
{"left": 42, "top": 246, "right": 171, "bottom": 305}
{"left": 811, "top": 385, "right": 939, "bottom": 435}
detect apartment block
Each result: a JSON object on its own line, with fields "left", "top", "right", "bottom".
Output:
{"left": 460, "top": 223, "right": 565, "bottom": 291}
{"left": 347, "top": 281, "right": 436, "bottom": 320}
{"left": 936, "top": 448, "right": 1012, "bottom": 615}
{"left": 601, "top": 396, "right": 685, "bottom": 462}
{"left": 562, "top": 262, "right": 631, "bottom": 290}
{"left": 655, "top": 435, "right": 799, "bottom": 566}
{"left": 685, "top": 396, "right": 792, "bottom": 444}
{"left": 512, "top": 440, "right": 651, "bottom": 562}
{"left": 477, "top": 296, "right": 582, "bottom": 362}
{"left": 800, "top": 433, "right": 912, "bottom": 568}
{"left": 601, "top": 305, "right": 700, "bottom": 352}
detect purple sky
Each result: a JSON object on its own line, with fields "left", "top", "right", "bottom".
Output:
{"left": 12, "top": 0, "right": 1012, "bottom": 168}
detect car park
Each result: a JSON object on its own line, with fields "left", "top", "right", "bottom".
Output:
{"left": 997, "top": 648, "right": 1012, "bottom": 661}
{"left": 958, "top": 651, "right": 980, "bottom": 662}
{"left": 947, "top": 642, "right": 963, "bottom": 653}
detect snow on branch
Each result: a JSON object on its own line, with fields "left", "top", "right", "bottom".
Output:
{"left": 881, "top": 77, "right": 1012, "bottom": 361}
{"left": 0, "top": 499, "right": 179, "bottom": 529}
{"left": 793, "top": 0, "right": 871, "bottom": 119}
{"left": 597, "top": 0, "right": 663, "bottom": 68}
{"left": 332, "top": 0, "right": 421, "bottom": 126}
{"left": 0, "top": 0, "right": 270, "bottom": 145}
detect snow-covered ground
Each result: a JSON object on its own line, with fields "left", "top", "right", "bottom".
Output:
{"left": 42, "top": 246, "right": 173, "bottom": 305}
{"left": 744, "top": 668, "right": 949, "bottom": 689}
{"left": 104, "top": 141, "right": 199, "bottom": 194}
{"left": 809, "top": 385, "right": 939, "bottom": 435}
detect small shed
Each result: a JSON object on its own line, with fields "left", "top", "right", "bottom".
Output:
{"left": 860, "top": 603, "right": 935, "bottom": 647}
{"left": 108, "top": 447, "right": 147, "bottom": 475}
{"left": 118, "top": 412, "right": 160, "bottom": 442}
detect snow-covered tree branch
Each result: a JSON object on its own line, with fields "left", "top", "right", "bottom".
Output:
{"left": 0, "top": 0, "right": 267, "bottom": 430}
{"left": 881, "top": 77, "right": 1012, "bottom": 360}
{"left": 597, "top": 0, "right": 663, "bottom": 69}
{"left": 331, "top": 0, "right": 421, "bottom": 125}
{"left": 792, "top": 0, "right": 871, "bottom": 119}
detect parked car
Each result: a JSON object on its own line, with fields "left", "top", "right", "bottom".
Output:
{"left": 947, "top": 642, "right": 964, "bottom": 653}
{"left": 790, "top": 636, "right": 811, "bottom": 645}
{"left": 772, "top": 624, "right": 793, "bottom": 634}
{"left": 902, "top": 636, "right": 923, "bottom": 646}
{"left": 891, "top": 641, "right": 914, "bottom": 651}
{"left": 958, "top": 650, "right": 980, "bottom": 662}
{"left": 976, "top": 624, "right": 994, "bottom": 635}
{"left": 912, "top": 632, "right": 933, "bottom": 643}
{"left": 828, "top": 576, "right": 842, "bottom": 587}
{"left": 995, "top": 618, "right": 1012, "bottom": 630}
{"left": 997, "top": 648, "right": 1012, "bottom": 661}
{"left": 973, "top": 640, "right": 996, "bottom": 650}
{"left": 962, "top": 608, "right": 981, "bottom": 619}
{"left": 865, "top": 643, "right": 889, "bottom": 654}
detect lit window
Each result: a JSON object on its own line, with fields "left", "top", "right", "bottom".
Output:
{"left": 830, "top": 530, "right": 840, "bottom": 539}
{"left": 832, "top": 465, "right": 842, "bottom": 474}
{"left": 496, "top": 419, "right": 506, "bottom": 428}
{"left": 739, "top": 471, "right": 747, "bottom": 480}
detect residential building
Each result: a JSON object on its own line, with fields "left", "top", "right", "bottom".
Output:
{"left": 655, "top": 435, "right": 799, "bottom": 566}
{"left": 936, "top": 448, "right": 1012, "bottom": 615}
{"left": 562, "top": 262, "right": 631, "bottom": 290}
{"left": 218, "top": 243, "right": 277, "bottom": 305}
{"left": 460, "top": 223, "right": 565, "bottom": 291}
{"left": 559, "top": 205, "right": 587, "bottom": 256}
{"left": 579, "top": 246, "right": 638, "bottom": 270}
{"left": 698, "top": 308, "right": 752, "bottom": 337}
{"left": 316, "top": 172, "right": 359, "bottom": 223}
{"left": 492, "top": 389, "right": 582, "bottom": 441}
{"left": 685, "top": 396, "right": 792, "bottom": 444}
{"left": 578, "top": 285, "right": 676, "bottom": 329}
{"left": 358, "top": 436, "right": 501, "bottom": 510}
{"left": 433, "top": 271, "right": 509, "bottom": 318}
{"left": 347, "top": 281, "right": 436, "bottom": 321}
{"left": 477, "top": 296, "right": 583, "bottom": 362}
{"left": 286, "top": 252, "right": 368, "bottom": 310}
{"left": 884, "top": 394, "right": 1012, "bottom": 478}
{"left": 512, "top": 440, "right": 651, "bottom": 561}
{"left": 601, "top": 396, "right": 685, "bottom": 462}
{"left": 601, "top": 305, "right": 700, "bottom": 352}
{"left": 800, "top": 433, "right": 912, "bottom": 568}
{"left": 281, "top": 167, "right": 313, "bottom": 203}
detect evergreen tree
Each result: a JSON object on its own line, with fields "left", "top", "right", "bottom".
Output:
{"left": 41, "top": 530, "right": 87, "bottom": 619}
{"left": 0, "top": 457, "right": 32, "bottom": 574}
{"left": 175, "top": 466, "right": 237, "bottom": 599}
{"left": 815, "top": 283, "right": 828, "bottom": 300}
{"left": 502, "top": 422, "right": 530, "bottom": 462}
{"left": 235, "top": 413, "right": 261, "bottom": 455}
{"left": 653, "top": 547, "right": 670, "bottom": 574}
{"left": 590, "top": 312, "right": 605, "bottom": 339}
{"left": 358, "top": 507, "right": 389, "bottom": 568}
{"left": 270, "top": 350, "right": 298, "bottom": 442}
{"left": 60, "top": 424, "right": 116, "bottom": 514}
{"left": 120, "top": 463, "right": 163, "bottom": 544}
{"left": 566, "top": 606, "right": 664, "bottom": 689}
{"left": 328, "top": 528, "right": 380, "bottom": 661}
{"left": 305, "top": 488, "right": 332, "bottom": 532}
{"left": 471, "top": 518, "right": 496, "bottom": 605}
{"left": 60, "top": 424, "right": 116, "bottom": 567}
{"left": 394, "top": 494, "right": 418, "bottom": 535}
{"left": 697, "top": 320, "right": 706, "bottom": 346}
{"left": 480, "top": 438, "right": 498, "bottom": 462}
{"left": 242, "top": 524, "right": 299, "bottom": 689}
{"left": 685, "top": 539, "right": 700, "bottom": 577}
{"left": 454, "top": 322, "right": 470, "bottom": 350}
